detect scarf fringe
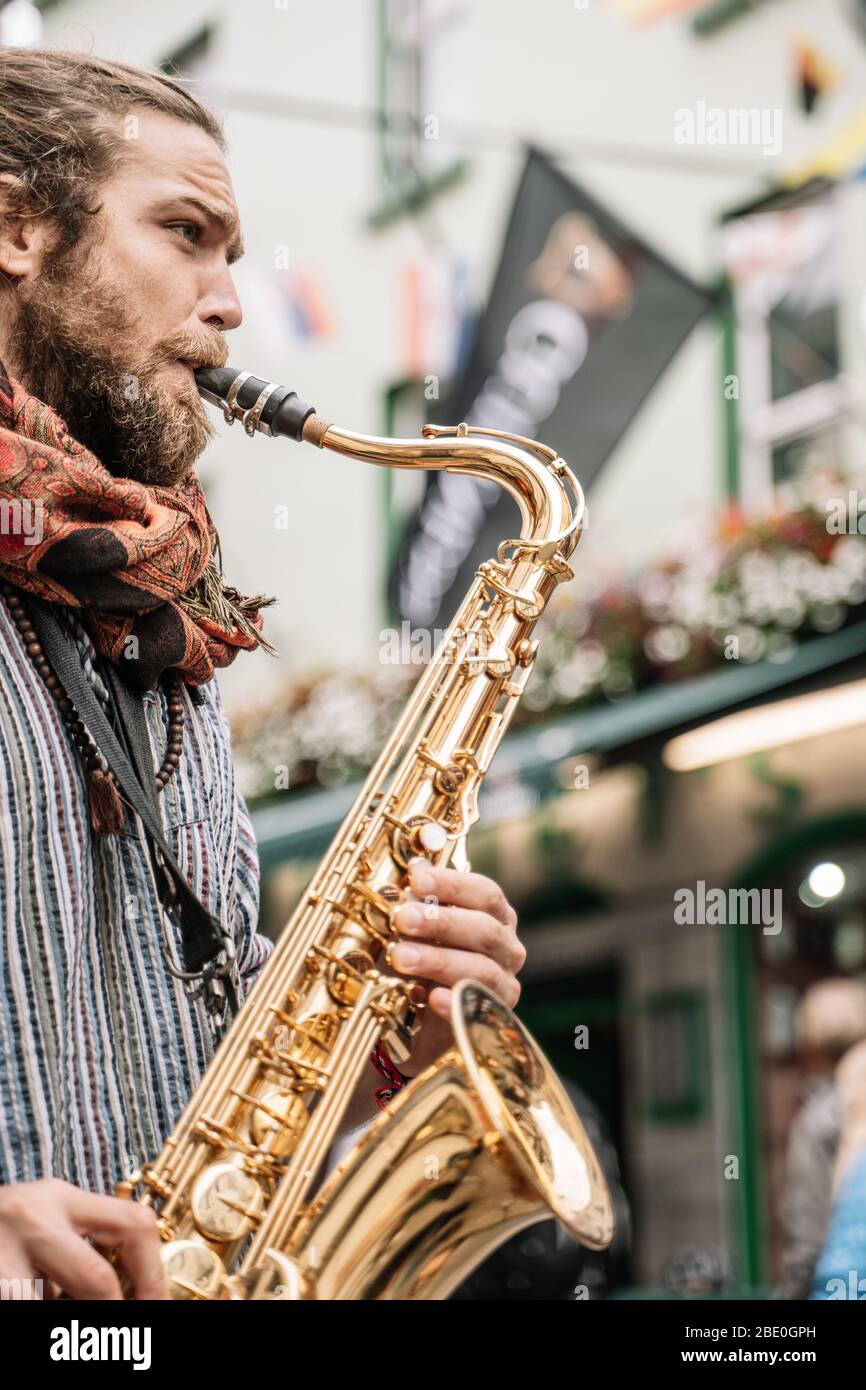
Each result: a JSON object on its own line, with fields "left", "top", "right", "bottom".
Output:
{"left": 179, "top": 553, "right": 280, "bottom": 658}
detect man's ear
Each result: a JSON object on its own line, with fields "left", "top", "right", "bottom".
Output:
{"left": 0, "top": 173, "right": 54, "bottom": 281}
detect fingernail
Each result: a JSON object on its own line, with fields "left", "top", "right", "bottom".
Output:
{"left": 398, "top": 903, "right": 424, "bottom": 932}
{"left": 409, "top": 858, "right": 436, "bottom": 896}
{"left": 392, "top": 943, "right": 421, "bottom": 969}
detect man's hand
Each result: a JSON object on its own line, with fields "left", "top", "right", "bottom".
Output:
{"left": 388, "top": 858, "right": 525, "bottom": 1077}
{"left": 0, "top": 1178, "right": 168, "bottom": 1299}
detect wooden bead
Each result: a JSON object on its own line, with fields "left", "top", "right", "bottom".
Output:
{"left": 2, "top": 590, "right": 185, "bottom": 799}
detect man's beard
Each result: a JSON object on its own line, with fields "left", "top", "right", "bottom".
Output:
{"left": 6, "top": 244, "right": 227, "bottom": 487}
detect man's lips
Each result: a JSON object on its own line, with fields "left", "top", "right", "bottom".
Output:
{"left": 155, "top": 356, "right": 225, "bottom": 388}
{"left": 177, "top": 357, "right": 226, "bottom": 376}
{"left": 157, "top": 359, "right": 198, "bottom": 385}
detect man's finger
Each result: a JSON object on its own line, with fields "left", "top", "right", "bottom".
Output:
{"left": 427, "top": 986, "right": 453, "bottom": 1021}
{"left": 407, "top": 859, "right": 516, "bottom": 928}
{"left": 395, "top": 900, "right": 525, "bottom": 972}
{"left": 111, "top": 1222, "right": 169, "bottom": 1300}
{"left": 389, "top": 941, "right": 518, "bottom": 1007}
{"left": 57, "top": 1187, "right": 167, "bottom": 1299}
{"left": 26, "top": 1227, "right": 124, "bottom": 1300}
{"left": 0, "top": 1236, "right": 34, "bottom": 1290}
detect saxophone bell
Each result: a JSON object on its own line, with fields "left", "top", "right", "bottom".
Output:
{"left": 271, "top": 980, "right": 614, "bottom": 1301}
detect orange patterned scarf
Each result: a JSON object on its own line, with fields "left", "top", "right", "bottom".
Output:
{"left": 0, "top": 360, "right": 276, "bottom": 690}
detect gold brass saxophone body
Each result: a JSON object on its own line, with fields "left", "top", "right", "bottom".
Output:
{"left": 118, "top": 368, "right": 615, "bottom": 1299}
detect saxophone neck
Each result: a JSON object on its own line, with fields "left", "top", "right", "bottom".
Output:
{"left": 308, "top": 418, "right": 585, "bottom": 561}
{"left": 194, "top": 363, "right": 585, "bottom": 558}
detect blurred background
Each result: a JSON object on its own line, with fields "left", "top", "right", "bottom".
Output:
{"left": 11, "top": 0, "right": 866, "bottom": 1297}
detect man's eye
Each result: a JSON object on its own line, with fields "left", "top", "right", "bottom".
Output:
{"left": 168, "top": 222, "right": 201, "bottom": 244}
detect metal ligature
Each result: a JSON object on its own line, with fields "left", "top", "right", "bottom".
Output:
{"left": 117, "top": 365, "right": 615, "bottom": 1299}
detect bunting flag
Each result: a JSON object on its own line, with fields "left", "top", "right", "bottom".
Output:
{"left": 779, "top": 105, "right": 866, "bottom": 186}
{"left": 691, "top": 0, "right": 785, "bottom": 38}
{"left": 793, "top": 37, "right": 840, "bottom": 116}
{"left": 399, "top": 258, "right": 469, "bottom": 383}
{"left": 602, "top": 0, "right": 710, "bottom": 24}
{"left": 276, "top": 269, "right": 334, "bottom": 341}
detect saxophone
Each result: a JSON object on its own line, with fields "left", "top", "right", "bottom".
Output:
{"left": 117, "top": 366, "right": 614, "bottom": 1300}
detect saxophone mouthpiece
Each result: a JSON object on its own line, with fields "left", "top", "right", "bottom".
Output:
{"left": 195, "top": 365, "right": 318, "bottom": 441}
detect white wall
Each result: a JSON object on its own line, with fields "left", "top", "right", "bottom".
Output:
{"left": 41, "top": 0, "right": 866, "bottom": 712}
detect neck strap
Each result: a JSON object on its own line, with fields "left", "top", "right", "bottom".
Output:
{"left": 27, "top": 595, "right": 239, "bottom": 1012}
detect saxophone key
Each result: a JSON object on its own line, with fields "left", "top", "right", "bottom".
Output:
{"left": 162, "top": 1239, "right": 232, "bottom": 1301}
{"left": 388, "top": 813, "right": 449, "bottom": 868}
{"left": 247, "top": 1086, "right": 308, "bottom": 1157}
{"left": 189, "top": 1160, "right": 266, "bottom": 1242}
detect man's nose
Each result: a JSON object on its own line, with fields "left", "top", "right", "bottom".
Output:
{"left": 198, "top": 269, "right": 243, "bottom": 332}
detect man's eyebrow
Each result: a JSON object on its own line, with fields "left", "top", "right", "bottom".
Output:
{"left": 152, "top": 195, "right": 245, "bottom": 264}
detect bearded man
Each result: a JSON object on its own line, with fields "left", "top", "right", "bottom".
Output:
{"left": 0, "top": 48, "right": 526, "bottom": 1299}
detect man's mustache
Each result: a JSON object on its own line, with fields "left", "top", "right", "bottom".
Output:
{"left": 145, "top": 333, "right": 229, "bottom": 374}
{"left": 159, "top": 334, "right": 226, "bottom": 372}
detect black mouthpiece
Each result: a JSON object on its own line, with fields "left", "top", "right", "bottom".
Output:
{"left": 194, "top": 365, "right": 317, "bottom": 442}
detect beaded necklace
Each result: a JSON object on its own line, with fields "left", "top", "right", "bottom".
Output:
{"left": 0, "top": 580, "right": 185, "bottom": 832}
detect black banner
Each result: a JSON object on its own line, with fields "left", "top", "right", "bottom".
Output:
{"left": 389, "top": 147, "right": 713, "bottom": 629}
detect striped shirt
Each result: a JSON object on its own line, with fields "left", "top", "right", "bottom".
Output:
{"left": 0, "top": 595, "right": 274, "bottom": 1195}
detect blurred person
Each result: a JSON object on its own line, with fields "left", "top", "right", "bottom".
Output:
{"left": 778, "top": 976, "right": 866, "bottom": 1299}
{"left": 809, "top": 1039, "right": 866, "bottom": 1299}
{"left": 0, "top": 49, "right": 528, "bottom": 1299}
